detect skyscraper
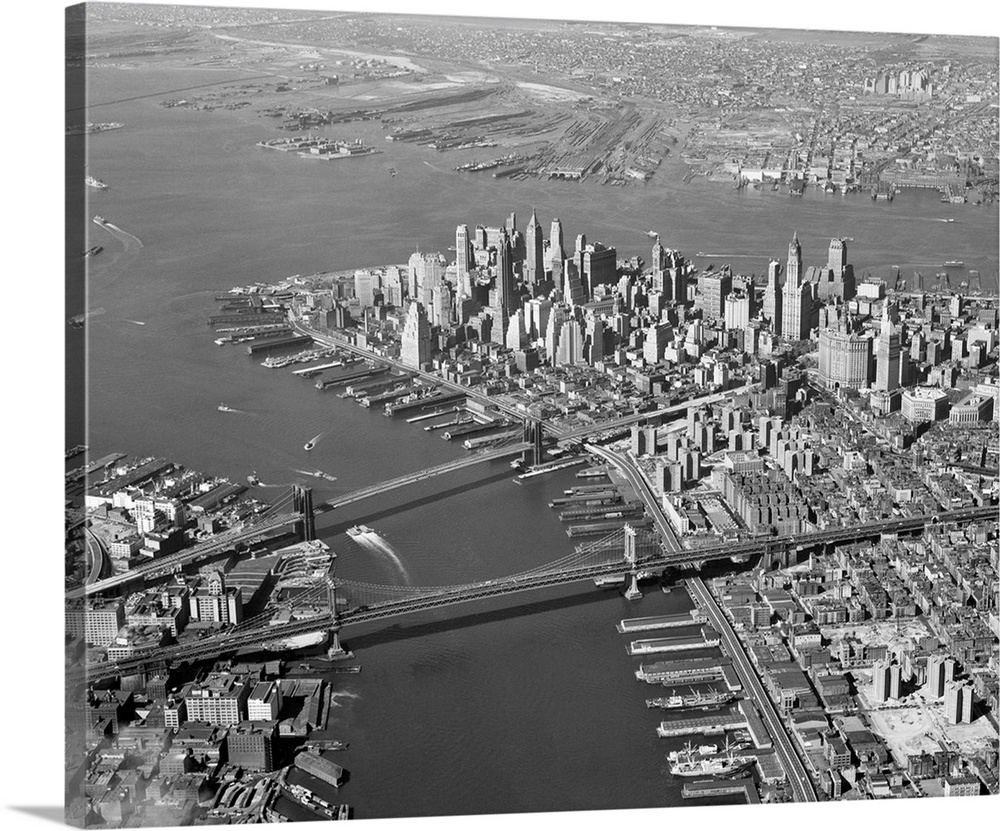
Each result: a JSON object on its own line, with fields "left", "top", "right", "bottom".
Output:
{"left": 764, "top": 260, "right": 782, "bottom": 333}
{"left": 496, "top": 229, "right": 516, "bottom": 317}
{"left": 697, "top": 267, "right": 733, "bottom": 322}
{"left": 944, "top": 680, "right": 974, "bottom": 725}
{"left": 548, "top": 218, "right": 565, "bottom": 280}
{"left": 651, "top": 236, "right": 666, "bottom": 291}
{"left": 875, "top": 303, "right": 901, "bottom": 392}
{"left": 524, "top": 209, "right": 545, "bottom": 288}
{"left": 455, "top": 224, "right": 472, "bottom": 281}
{"left": 401, "top": 301, "right": 432, "bottom": 369}
{"left": 818, "top": 318, "right": 872, "bottom": 390}
{"left": 782, "top": 238, "right": 812, "bottom": 341}
{"left": 556, "top": 318, "right": 584, "bottom": 366}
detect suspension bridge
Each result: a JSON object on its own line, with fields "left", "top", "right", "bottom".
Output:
{"left": 72, "top": 504, "right": 995, "bottom": 685}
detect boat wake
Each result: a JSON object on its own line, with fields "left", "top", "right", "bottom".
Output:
{"left": 126, "top": 320, "right": 146, "bottom": 326}
{"left": 95, "top": 219, "right": 144, "bottom": 250}
{"left": 329, "top": 691, "right": 361, "bottom": 707}
{"left": 353, "top": 532, "right": 410, "bottom": 583}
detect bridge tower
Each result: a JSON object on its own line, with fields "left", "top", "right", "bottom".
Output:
{"left": 292, "top": 486, "right": 316, "bottom": 542}
{"left": 325, "top": 577, "right": 350, "bottom": 660}
{"left": 623, "top": 524, "right": 642, "bottom": 600}
{"left": 521, "top": 417, "right": 545, "bottom": 466}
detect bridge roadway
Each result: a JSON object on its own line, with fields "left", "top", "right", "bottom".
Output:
{"left": 76, "top": 505, "right": 995, "bottom": 683}
{"left": 688, "top": 576, "right": 817, "bottom": 803}
{"left": 316, "top": 442, "right": 530, "bottom": 512}
{"left": 70, "top": 510, "right": 302, "bottom": 599}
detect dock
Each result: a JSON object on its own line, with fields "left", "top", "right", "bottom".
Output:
{"left": 636, "top": 657, "right": 733, "bottom": 685}
{"left": 627, "top": 627, "right": 720, "bottom": 656}
{"left": 315, "top": 366, "right": 389, "bottom": 390}
{"left": 292, "top": 360, "right": 343, "bottom": 376}
{"left": 616, "top": 611, "right": 707, "bottom": 633}
{"left": 246, "top": 334, "right": 312, "bottom": 355}
{"left": 384, "top": 391, "right": 467, "bottom": 416}
{"left": 655, "top": 710, "right": 746, "bottom": 737}
{"left": 406, "top": 407, "right": 461, "bottom": 423}
{"left": 576, "top": 466, "right": 609, "bottom": 478}
{"left": 681, "top": 778, "right": 759, "bottom": 804}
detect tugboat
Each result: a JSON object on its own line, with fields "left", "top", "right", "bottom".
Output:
{"left": 85, "top": 175, "right": 108, "bottom": 189}
{"left": 218, "top": 403, "right": 236, "bottom": 413}
{"left": 247, "top": 471, "right": 261, "bottom": 486}
{"left": 346, "top": 525, "right": 374, "bottom": 539}
{"left": 93, "top": 215, "right": 107, "bottom": 225}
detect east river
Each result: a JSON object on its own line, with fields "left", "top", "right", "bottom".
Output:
{"left": 68, "top": 66, "right": 998, "bottom": 819}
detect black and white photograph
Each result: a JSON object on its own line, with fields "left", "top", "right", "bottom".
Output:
{"left": 37, "top": 0, "right": 1000, "bottom": 826}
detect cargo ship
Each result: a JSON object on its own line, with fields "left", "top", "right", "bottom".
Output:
{"left": 646, "top": 689, "right": 736, "bottom": 710}
{"left": 85, "top": 175, "right": 108, "bottom": 189}
{"left": 346, "top": 525, "right": 374, "bottom": 538}
{"left": 666, "top": 741, "right": 753, "bottom": 776}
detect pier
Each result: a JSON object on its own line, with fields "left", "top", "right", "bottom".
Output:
{"left": 315, "top": 366, "right": 389, "bottom": 390}
{"left": 682, "top": 778, "right": 759, "bottom": 804}
{"left": 655, "top": 710, "right": 746, "bottom": 737}
{"left": 626, "top": 627, "right": 720, "bottom": 655}
{"left": 616, "top": 611, "right": 707, "bottom": 633}
{"left": 246, "top": 334, "right": 313, "bottom": 355}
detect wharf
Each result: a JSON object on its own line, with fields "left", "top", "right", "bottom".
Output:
{"left": 406, "top": 407, "right": 461, "bottom": 423}
{"left": 315, "top": 366, "right": 388, "bottom": 390}
{"left": 425, "top": 416, "right": 472, "bottom": 431}
{"left": 737, "top": 699, "right": 772, "bottom": 749}
{"left": 210, "top": 313, "right": 287, "bottom": 327}
{"left": 682, "top": 778, "right": 759, "bottom": 804}
{"left": 549, "top": 492, "right": 622, "bottom": 506}
{"left": 617, "top": 611, "right": 708, "bottom": 633}
{"left": 655, "top": 710, "right": 746, "bottom": 737}
{"left": 576, "top": 467, "right": 609, "bottom": 478}
{"left": 442, "top": 420, "right": 509, "bottom": 441}
{"left": 384, "top": 390, "right": 466, "bottom": 416}
{"left": 514, "top": 458, "right": 587, "bottom": 481}
{"left": 627, "top": 628, "right": 720, "bottom": 656}
{"left": 361, "top": 385, "right": 420, "bottom": 407}
{"left": 558, "top": 505, "right": 644, "bottom": 522}
{"left": 292, "top": 360, "right": 342, "bottom": 376}
{"left": 66, "top": 452, "right": 127, "bottom": 483}
{"left": 636, "top": 656, "right": 732, "bottom": 684}
{"left": 246, "top": 334, "right": 312, "bottom": 355}
{"left": 567, "top": 518, "right": 651, "bottom": 537}
{"left": 566, "top": 484, "right": 618, "bottom": 495}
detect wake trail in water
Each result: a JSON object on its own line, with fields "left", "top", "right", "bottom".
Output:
{"left": 355, "top": 532, "right": 410, "bottom": 583}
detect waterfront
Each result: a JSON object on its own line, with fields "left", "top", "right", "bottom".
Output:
{"left": 73, "top": 64, "right": 998, "bottom": 818}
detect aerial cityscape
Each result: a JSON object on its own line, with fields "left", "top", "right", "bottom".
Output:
{"left": 65, "top": 3, "right": 998, "bottom": 827}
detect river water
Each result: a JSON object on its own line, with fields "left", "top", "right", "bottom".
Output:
{"left": 70, "top": 65, "right": 998, "bottom": 819}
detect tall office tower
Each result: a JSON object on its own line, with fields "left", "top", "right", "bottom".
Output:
{"left": 496, "top": 230, "right": 516, "bottom": 316}
{"left": 563, "top": 260, "right": 587, "bottom": 306}
{"left": 643, "top": 322, "right": 671, "bottom": 365}
{"left": 873, "top": 659, "right": 893, "bottom": 703}
{"left": 549, "top": 218, "right": 565, "bottom": 269}
{"left": 697, "top": 267, "right": 733, "bottom": 322}
{"left": 818, "top": 319, "right": 873, "bottom": 390}
{"left": 787, "top": 232, "right": 802, "bottom": 287}
{"left": 455, "top": 224, "right": 472, "bottom": 280}
{"left": 584, "top": 314, "right": 605, "bottom": 365}
{"left": 764, "top": 260, "right": 782, "bottom": 333}
{"left": 507, "top": 211, "right": 517, "bottom": 232}
{"left": 527, "top": 296, "right": 552, "bottom": 341}
{"left": 651, "top": 236, "right": 666, "bottom": 291}
{"left": 354, "top": 269, "right": 379, "bottom": 307}
{"left": 505, "top": 310, "right": 528, "bottom": 351}
{"left": 668, "top": 253, "right": 689, "bottom": 306}
{"left": 408, "top": 251, "right": 446, "bottom": 307}
{"left": 875, "top": 304, "right": 901, "bottom": 392}
{"left": 944, "top": 681, "right": 974, "bottom": 725}
{"left": 556, "top": 318, "right": 584, "bottom": 366}
{"left": 544, "top": 306, "right": 566, "bottom": 364}
{"left": 574, "top": 233, "right": 586, "bottom": 254}
{"left": 524, "top": 209, "right": 545, "bottom": 289}
{"left": 401, "top": 301, "right": 432, "bottom": 369}
{"left": 383, "top": 265, "right": 404, "bottom": 306}
{"left": 782, "top": 266, "right": 812, "bottom": 341}
{"left": 473, "top": 224, "right": 488, "bottom": 250}
{"left": 724, "top": 291, "right": 753, "bottom": 330}
{"left": 431, "top": 282, "right": 454, "bottom": 328}
{"left": 581, "top": 242, "right": 617, "bottom": 298}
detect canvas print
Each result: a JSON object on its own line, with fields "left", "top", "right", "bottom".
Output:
{"left": 65, "top": 2, "right": 999, "bottom": 826}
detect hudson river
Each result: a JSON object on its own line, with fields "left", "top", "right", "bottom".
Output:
{"left": 69, "top": 66, "right": 998, "bottom": 819}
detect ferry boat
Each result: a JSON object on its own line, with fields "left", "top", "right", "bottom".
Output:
{"left": 85, "top": 175, "right": 108, "bottom": 189}
{"left": 346, "top": 525, "right": 374, "bottom": 538}
{"left": 218, "top": 403, "right": 236, "bottom": 412}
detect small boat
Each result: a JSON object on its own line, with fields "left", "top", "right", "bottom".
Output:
{"left": 247, "top": 471, "right": 260, "bottom": 486}
{"left": 85, "top": 175, "right": 108, "bottom": 189}
{"left": 645, "top": 230, "right": 658, "bottom": 238}
{"left": 93, "top": 215, "right": 107, "bottom": 225}
{"left": 82, "top": 245, "right": 103, "bottom": 258}
{"left": 943, "top": 260, "right": 964, "bottom": 268}
{"left": 218, "top": 403, "right": 236, "bottom": 413}
{"left": 303, "top": 433, "right": 322, "bottom": 451}
{"left": 346, "top": 525, "right": 374, "bottom": 538}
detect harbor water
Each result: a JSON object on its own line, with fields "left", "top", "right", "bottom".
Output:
{"left": 70, "top": 65, "right": 998, "bottom": 818}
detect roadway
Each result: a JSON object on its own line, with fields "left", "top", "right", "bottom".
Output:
{"left": 687, "top": 576, "right": 817, "bottom": 802}
{"left": 74, "top": 505, "right": 995, "bottom": 684}
{"left": 586, "top": 443, "right": 682, "bottom": 552}
{"left": 84, "top": 528, "right": 109, "bottom": 586}
{"left": 70, "top": 510, "right": 301, "bottom": 599}
{"left": 317, "top": 442, "right": 529, "bottom": 511}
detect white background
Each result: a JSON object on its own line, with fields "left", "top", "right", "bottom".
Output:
{"left": 2, "top": 0, "right": 997, "bottom": 828}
